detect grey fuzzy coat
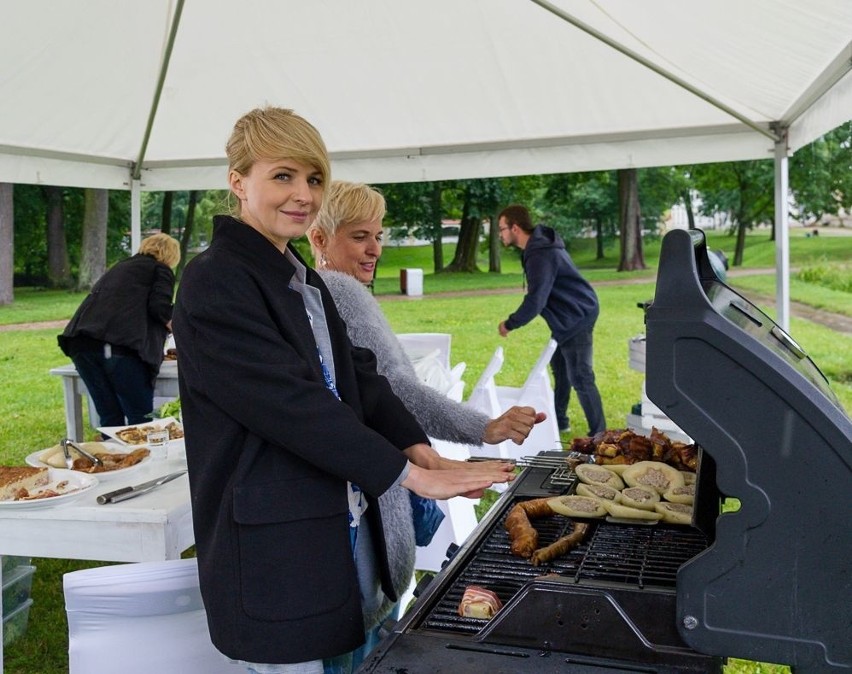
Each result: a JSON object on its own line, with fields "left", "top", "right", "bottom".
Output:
{"left": 320, "top": 271, "right": 492, "bottom": 628}
{"left": 319, "top": 271, "right": 490, "bottom": 445}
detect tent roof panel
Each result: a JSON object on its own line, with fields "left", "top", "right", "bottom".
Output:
{"left": 0, "top": 0, "right": 849, "bottom": 189}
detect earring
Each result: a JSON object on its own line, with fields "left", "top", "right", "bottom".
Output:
{"left": 319, "top": 253, "right": 328, "bottom": 268}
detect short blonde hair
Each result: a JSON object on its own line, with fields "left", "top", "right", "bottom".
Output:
{"left": 138, "top": 233, "right": 181, "bottom": 268}
{"left": 225, "top": 107, "right": 331, "bottom": 216}
{"left": 308, "top": 181, "right": 386, "bottom": 257}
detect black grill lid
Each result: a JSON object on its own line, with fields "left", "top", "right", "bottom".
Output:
{"left": 645, "top": 228, "right": 851, "bottom": 671}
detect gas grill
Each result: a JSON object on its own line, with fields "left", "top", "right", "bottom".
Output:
{"left": 358, "top": 228, "right": 851, "bottom": 673}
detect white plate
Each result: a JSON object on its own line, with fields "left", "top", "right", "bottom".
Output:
{"left": 25, "top": 444, "right": 153, "bottom": 481}
{"left": 0, "top": 468, "right": 98, "bottom": 509}
{"left": 97, "top": 417, "right": 183, "bottom": 446}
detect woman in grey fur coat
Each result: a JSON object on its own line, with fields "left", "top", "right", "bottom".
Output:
{"left": 308, "top": 181, "right": 544, "bottom": 447}
{"left": 306, "top": 181, "right": 545, "bottom": 629}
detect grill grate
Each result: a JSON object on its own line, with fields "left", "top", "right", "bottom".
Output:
{"left": 419, "top": 498, "right": 707, "bottom": 635}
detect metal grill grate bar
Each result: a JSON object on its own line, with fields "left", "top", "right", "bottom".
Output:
{"left": 419, "top": 496, "right": 707, "bottom": 635}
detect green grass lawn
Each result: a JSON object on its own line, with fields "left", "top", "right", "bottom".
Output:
{"left": 1, "top": 228, "right": 849, "bottom": 673}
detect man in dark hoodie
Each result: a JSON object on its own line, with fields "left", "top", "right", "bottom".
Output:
{"left": 497, "top": 204, "right": 606, "bottom": 437}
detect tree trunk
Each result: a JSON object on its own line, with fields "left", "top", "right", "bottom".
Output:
{"left": 430, "top": 183, "right": 444, "bottom": 272}
{"left": 445, "top": 189, "right": 480, "bottom": 272}
{"left": 77, "top": 188, "right": 109, "bottom": 291}
{"left": 733, "top": 220, "right": 746, "bottom": 266}
{"left": 488, "top": 214, "right": 501, "bottom": 273}
{"left": 177, "top": 190, "right": 200, "bottom": 279}
{"left": 0, "top": 183, "right": 13, "bottom": 305}
{"left": 595, "top": 219, "right": 604, "bottom": 259}
{"left": 161, "top": 192, "right": 173, "bottom": 235}
{"left": 684, "top": 190, "right": 696, "bottom": 229}
{"left": 45, "top": 186, "right": 72, "bottom": 288}
{"left": 617, "top": 168, "right": 647, "bottom": 271}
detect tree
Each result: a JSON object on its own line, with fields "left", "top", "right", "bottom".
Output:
{"left": 0, "top": 183, "right": 12, "bottom": 305}
{"left": 791, "top": 119, "right": 852, "bottom": 226}
{"left": 177, "top": 190, "right": 201, "bottom": 278}
{"left": 690, "top": 160, "right": 774, "bottom": 265}
{"left": 444, "top": 179, "right": 504, "bottom": 273}
{"left": 380, "top": 181, "right": 446, "bottom": 272}
{"left": 542, "top": 171, "right": 617, "bottom": 259}
{"left": 445, "top": 183, "right": 481, "bottom": 272}
{"left": 44, "top": 185, "right": 73, "bottom": 288}
{"left": 617, "top": 168, "right": 646, "bottom": 271}
{"left": 161, "top": 192, "right": 174, "bottom": 235}
{"left": 77, "top": 188, "right": 109, "bottom": 291}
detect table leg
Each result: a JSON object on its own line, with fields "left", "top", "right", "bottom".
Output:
{"left": 60, "top": 377, "right": 85, "bottom": 441}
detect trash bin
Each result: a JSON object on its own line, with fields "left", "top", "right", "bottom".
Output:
{"left": 400, "top": 268, "right": 423, "bottom": 297}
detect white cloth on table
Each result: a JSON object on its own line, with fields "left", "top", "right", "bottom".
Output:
{"left": 64, "top": 557, "right": 243, "bottom": 674}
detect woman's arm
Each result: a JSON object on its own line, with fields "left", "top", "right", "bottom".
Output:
{"left": 321, "top": 271, "right": 492, "bottom": 444}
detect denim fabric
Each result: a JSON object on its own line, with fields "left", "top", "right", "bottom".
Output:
{"left": 71, "top": 349, "right": 154, "bottom": 426}
{"left": 551, "top": 328, "right": 606, "bottom": 436}
{"left": 409, "top": 492, "right": 445, "bottom": 547}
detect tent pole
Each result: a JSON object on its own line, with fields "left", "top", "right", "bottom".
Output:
{"left": 131, "top": 179, "right": 142, "bottom": 254}
{"left": 773, "top": 129, "right": 791, "bottom": 332}
{"left": 132, "top": 0, "right": 185, "bottom": 181}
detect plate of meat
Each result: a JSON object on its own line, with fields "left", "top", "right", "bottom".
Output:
{"left": 0, "top": 467, "right": 98, "bottom": 509}
{"left": 26, "top": 443, "right": 152, "bottom": 481}
{"left": 97, "top": 418, "right": 184, "bottom": 446}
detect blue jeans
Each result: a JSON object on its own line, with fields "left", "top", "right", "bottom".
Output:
{"left": 71, "top": 348, "right": 154, "bottom": 427}
{"left": 550, "top": 328, "right": 606, "bottom": 437}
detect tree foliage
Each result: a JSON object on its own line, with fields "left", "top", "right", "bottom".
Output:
{"left": 688, "top": 160, "right": 774, "bottom": 265}
{"left": 790, "top": 120, "right": 852, "bottom": 225}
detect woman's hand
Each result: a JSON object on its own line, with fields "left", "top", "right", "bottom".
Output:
{"left": 403, "top": 443, "right": 514, "bottom": 472}
{"left": 401, "top": 462, "right": 515, "bottom": 500}
{"left": 482, "top": 406, "right": 547, "bottom": 445}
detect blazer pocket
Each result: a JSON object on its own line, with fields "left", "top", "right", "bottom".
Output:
{"left": 233, "top": 478, "right": 355, "bottom": 621}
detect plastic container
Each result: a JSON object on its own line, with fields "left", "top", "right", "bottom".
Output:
{"left": 0, "top": 556, "right": 30, "bottom": 576}
{"left": 2, "top": 598, "right": 33, "bottom": 647}
{"left": 2, "top": 565, "right": 36, "bottom": 617}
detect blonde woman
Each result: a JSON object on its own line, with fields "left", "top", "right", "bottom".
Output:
{"left": 172, "top": 107, "right": 514, "bottom": 674}
{"left": 58, "top": 232, "right": 180, "bottom": 426}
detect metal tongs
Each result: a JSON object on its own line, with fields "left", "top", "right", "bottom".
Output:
{"left": 60, "top": 437, "right": 104, "bottom": 468}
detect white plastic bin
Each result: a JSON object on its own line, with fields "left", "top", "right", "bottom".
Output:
{"left": 399, "top": 268, "right": 423, "bottom": 296}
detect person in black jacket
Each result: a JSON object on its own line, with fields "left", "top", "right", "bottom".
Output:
{"left": 172, "top": 106, "right": 514, "bottom": 674}
{"left": 497, "top": 204, "right": 606, "bottom": 437}
{"left": 58, "top": 233, "right": 180, "bottom": 427}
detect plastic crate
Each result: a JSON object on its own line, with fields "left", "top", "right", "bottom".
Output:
{"left": 3, "top": 565, "right": 35, "bottom": 618}
{"left": 3, "top": 598, "right": 33, "bottom": 648}
{"left": 0, "top": 556, "right": 30, "bottom": 576}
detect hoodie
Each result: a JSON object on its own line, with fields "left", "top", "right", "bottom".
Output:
{"left": 504, "top": 225, "right": 599, "bottom": 343}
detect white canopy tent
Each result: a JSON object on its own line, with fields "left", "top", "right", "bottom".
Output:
{"left": 1, "top": 0, "right": 851, "bottom": 327}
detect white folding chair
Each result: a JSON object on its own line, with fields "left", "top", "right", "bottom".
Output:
{"left": 495, "top": 339, "right": 562, "bottom": 458}
{"left": 448, "top": 361, "right": 467, "bottom": 387}
{"left": 395, "top": 333, "right": 452, "bottom": 371}
{"left": 64, "top": 558, "right": 242, "bottom": 674}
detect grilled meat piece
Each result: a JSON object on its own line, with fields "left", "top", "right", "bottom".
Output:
{"left": 571, "top": 427, "right": 697, "bottom": 474}
{"left": 530, "top": 522, "right": 590, "bottom": 566}
{"left": 458, "top": 585, "right": 503, "bottom": 619}
{"left": 505, "top": 497, "right": 554, "bottom": 558}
